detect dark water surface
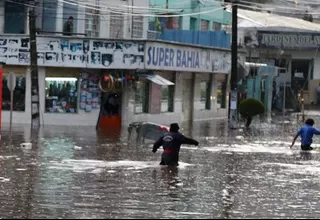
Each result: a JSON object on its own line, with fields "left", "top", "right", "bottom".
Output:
{"left": 1, "top": 117, "right": 320, "bottom": 219}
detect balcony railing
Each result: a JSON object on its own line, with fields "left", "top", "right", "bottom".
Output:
{"left": 148, "top": 29, "right": 231, "bottom": 49}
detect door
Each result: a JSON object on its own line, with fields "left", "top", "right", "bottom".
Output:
{"left": 182, "top": 79, "right": 194, "bottom": 122}
{"left": 97, "top": 91, "right": 122, "bottom": 138}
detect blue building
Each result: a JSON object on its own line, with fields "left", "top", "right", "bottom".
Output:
{"left": 148, "top": 0, "right": 231, "bottom": 49}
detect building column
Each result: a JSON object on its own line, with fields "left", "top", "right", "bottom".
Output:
{"left": 77, "top": 3, "right": 85, "bottom": 36}
{"left": 123, "top": 81, "right": 135, "bottom": 127}
{"left": 24, "top": 6, "right": 29, "bottom": 34}
{"left": 38, "top": 67, "right": 46, "bottom": 125}
{"left": 0, "top": 1, "right": 4, "bottom": 33}
{"left": 56, "top": 0, "right": 64, "bottom": 33}
{"left": 25, "top": 68, "right": 32, "bottom": 124}
{"left": 123, "top": 0, "right": 130, "bottom": 39}
{"left": 148, "top": 83, "right": 162, "bottom": 114}
{"left": 35, "top": 0, "right": 43, "bottom": 30}
{"left": 99, "top": 12, "right": 109, "bottom": 38}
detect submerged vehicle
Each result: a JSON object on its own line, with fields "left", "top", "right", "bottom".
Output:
{"left": 128, "top": 122, "right": 169, "bottom": 145}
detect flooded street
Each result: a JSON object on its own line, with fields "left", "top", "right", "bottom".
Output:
{"left": 1, "top": 116, "right": 320, "bottom": 218}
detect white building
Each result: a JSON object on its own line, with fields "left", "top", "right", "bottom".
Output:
{"left": 0, "top": 0, "right": 149, "bottom": 39}
{"left": 0, "top": 35, "right": 232, "bottom": 129}
{"left": 0, "top": 0, "right": 234, "bottom": 131}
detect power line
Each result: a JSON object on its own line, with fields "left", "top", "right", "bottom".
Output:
{"left": 6, "top": 0, "right": 226, "bottom": 18}
{"left": 236, "top": 2, "right": 320, "bottom": 15}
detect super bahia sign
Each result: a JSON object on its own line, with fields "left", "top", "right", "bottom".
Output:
{"left": 145, "top": 42, "right": 201, "bottom": 72}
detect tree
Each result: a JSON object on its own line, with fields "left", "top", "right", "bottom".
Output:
{"left": 239, "top": 98, "right": 265, "bottom": 128}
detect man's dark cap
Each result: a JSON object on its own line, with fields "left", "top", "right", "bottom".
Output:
{"left": 170, "top": 123, "right": 180, "bottom": 131}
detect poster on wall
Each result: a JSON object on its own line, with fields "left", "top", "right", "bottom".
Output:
{"left": 80, "top": 72, "right": 101, "bottom": 113}
{"left": 88, "top": 41, "right": 145, "bottom": 69}
{"left": 210, "top": 51, "right": 231, "bottom": 73}
{"left": 0, "top": 38, "right": 24, "bottom": 65}
{"left": 0, "top": 36, "right": 145, "bottom": 69}
{"left": 37, "top": 38, "right": 61, "bottom": 65}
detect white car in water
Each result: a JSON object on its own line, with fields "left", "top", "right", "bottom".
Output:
{"left": 128, "top": 122, "right": 170, "bottom": 145}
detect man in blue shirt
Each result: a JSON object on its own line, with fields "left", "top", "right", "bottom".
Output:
{"left": 290, "top": 118, "right": 320, "bottom": 150}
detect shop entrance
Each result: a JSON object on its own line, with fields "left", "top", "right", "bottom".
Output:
{"left": 291, "top": 59, "right": 311, "bottom": 93}
{"left": 96, "top": 76, "right": 122, "bottom": 135}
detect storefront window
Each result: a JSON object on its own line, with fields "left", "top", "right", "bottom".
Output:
{"left": 135, "top": 81, "right": 149, "bottom": 114}
{"left": 161, "top": 85, "right": 174, "bottom": 112}
{"left": 2, "top": 75, "right": 26, "bottom": 111}
{"left": 200, "top": 81, "right": 211, "bottom": 110}
{"left": 45, "top": 77, "right": 78, "bottom": 113}
{"left": 217, "top": 80, "right": 227, "bottom": 109}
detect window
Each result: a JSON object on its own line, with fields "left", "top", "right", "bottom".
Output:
{"left": 45, "top": 77, "right": 78, "bottom": 113}
{"left": 166, "top": 16, "right": 182, "bottom": 29}
{"left": 4, "top": 1, "right": 25, "bottom": 34}
{"left": 217, "top": 79, "right": 227, "bottom": 109}
{"left": 135, "top": 81, "right": 149, "bottom": 114}
{"left": 110, "top": 13, "right": 124, "bottom": 39}
{"left": 200, "top": 20, "right": 209, "bottom": 31}
{"left": 212, "top": 22, "right": 221, "bottom": 31}
{"left": 132, "top": 16, "right": 144, "bottom": 38}
{"left": 85, "top": 6, "right": 100, "bottom": 37}
{"left": 200, "top": 81, "right": 211, "bottom": 110}
{"left": 2, "top": 75, "right": 26, "bottom": 111}
{"left": 161, "top": 85, "right": 174, "bottom": 112}
{"left": 190, "top": 17, "right": 197, "bottom": 30}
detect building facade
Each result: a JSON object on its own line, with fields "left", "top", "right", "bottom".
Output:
{"left": 0, "top": 0, "right": 149, "bottom": 39}
{"left": 149, "top": 0, "right": 231, "bottom": 32}
{"left": 234, "top": 9, "right": 320, "bottom": 106}
{"left": 0, "top": 35, "right": 232, "bottom": 127}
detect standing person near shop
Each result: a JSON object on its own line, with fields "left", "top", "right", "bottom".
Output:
{"left": 63, "top": 16, "right": 74, "bottom": 36}
{"left": 152, "top": 123, "right": 199, "bottom": 166}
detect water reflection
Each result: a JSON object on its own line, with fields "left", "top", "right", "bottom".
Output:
{"left": 1, "top": 116, "right": 320, "bottom": 218}
{"left": 299, "top": 151, "right": 313, "bottom": 161}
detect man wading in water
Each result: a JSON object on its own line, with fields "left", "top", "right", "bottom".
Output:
{"left": 290, "top": 118, "right": 320, "bottom": 151}
{"left": 152, "top": 123, "right": 199, "bottom": 166}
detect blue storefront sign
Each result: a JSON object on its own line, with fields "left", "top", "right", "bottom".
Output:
{"left": 145, "top": 42, "right": 232, "bottom": 73}
{"left": 146, "top": 43, "right": 200, "bottom": 71}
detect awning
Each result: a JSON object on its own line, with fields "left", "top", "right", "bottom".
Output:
{"left": 238, "top": 61, "right": 249, "bottom": 79}
{"left": 139, "top": 74, "right": 175, "bottom": 86}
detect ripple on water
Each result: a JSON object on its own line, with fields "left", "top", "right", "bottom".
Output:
{"left": 47, "top": 160, "right": 194, "bottom": 173}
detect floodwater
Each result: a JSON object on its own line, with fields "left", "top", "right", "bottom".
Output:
{"left": 1, "top": 116, "right": 320, "bottom": 219}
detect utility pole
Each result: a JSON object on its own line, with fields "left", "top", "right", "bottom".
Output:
{"left": 229, "top": 1, "right": 238, "bottom": 129}
{"left": 29, "top": 3, "right": 40, "bottom": 129}
{"left": 166, "top": 0, "right": 168, "bottom": 9}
